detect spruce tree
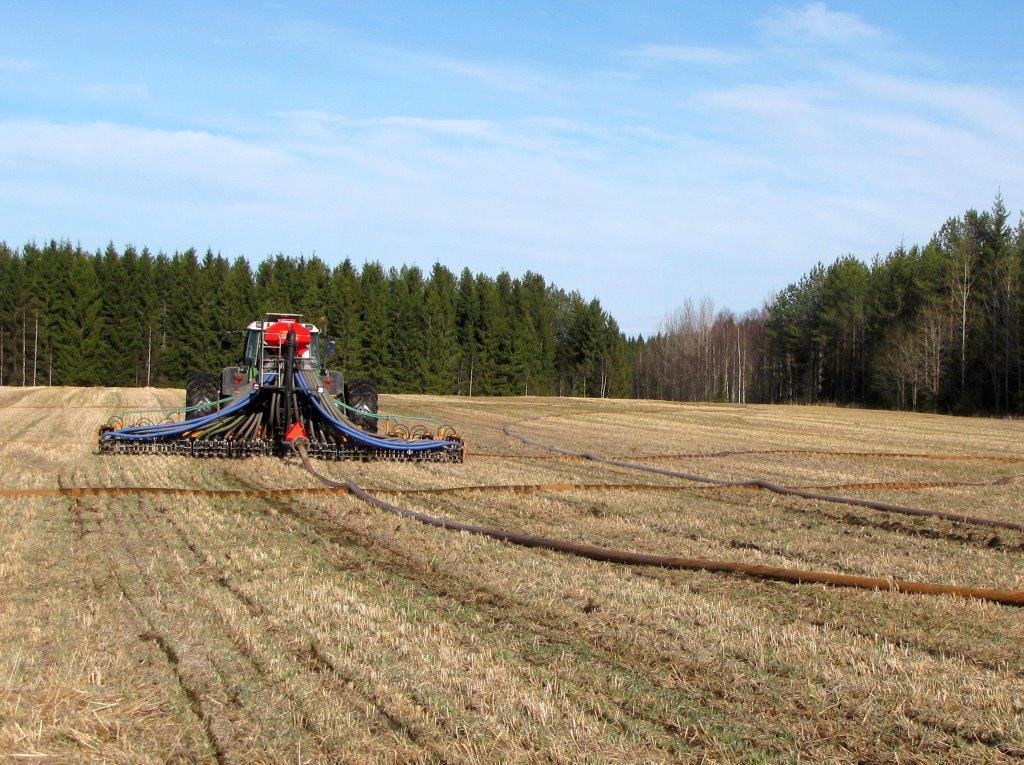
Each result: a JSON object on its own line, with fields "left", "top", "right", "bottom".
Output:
{"left": 358, "top": 262, "right": 391, "bottom": 387}
{"left": 423, "top": 263, "right": 458, "bottom": 394}
{"left": 455, "top": 268, "right": 479, "bottom": 394}
{"left": 387, "top": 266, "right": 428, "bottom": 391}
{"left": 327, "top": 259, "right": 362, "bottom": 376}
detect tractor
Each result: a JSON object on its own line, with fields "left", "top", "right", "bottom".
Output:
{"left": 185, "top": 313, "right": 379, "bottom": 433}
{"left": 99, "top": 313, "right": 464, "bottom": 462}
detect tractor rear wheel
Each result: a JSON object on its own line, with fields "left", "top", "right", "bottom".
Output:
{"left": 185, "top": 373, "right": 221, "bottom": 419}
{"left": 344, "top": 378, "right": 379, "bottom": 433}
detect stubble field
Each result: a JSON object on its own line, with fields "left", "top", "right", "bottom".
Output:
{"left": 1, "top": 386, "right": 1023, "bottom": 763}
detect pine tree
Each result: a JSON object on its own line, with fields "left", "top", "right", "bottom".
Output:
{"left": 519, "top": 272, "right": 557, "bottom": 394}
{"left": 135, "top": 247, "right": 158, "bottom": 386}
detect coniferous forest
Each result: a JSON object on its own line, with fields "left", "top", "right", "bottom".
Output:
{"left": 0, "top": 243, "right": 632, "bottom": 398}
{"left": 2, "top": 195, "right": 1021, "bottom": 415}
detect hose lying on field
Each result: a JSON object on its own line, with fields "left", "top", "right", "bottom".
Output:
{"left": 2, "top": 477, "right": 1008, "bottom": 502}
{"left": 473, "top": 449, "right": 1024, "bottom": 465}
{"left": 502, "top": 426, "right": 1024, "bottom": 533}
{"left": 293, "top": 441, "right": 1024, "bottom": 607}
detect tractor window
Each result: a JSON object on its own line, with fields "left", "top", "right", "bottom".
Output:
{"left": 309, "top": 334, "right": 320, "bottom": 363}
{"left": 243, "top": 330, "right": 260, "bottom": 365}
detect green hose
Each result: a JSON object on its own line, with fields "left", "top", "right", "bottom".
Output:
{"left": 194, "top": 414, "right": 244, "bottom": 439}
{"left": 114, "top": 394, "right": 237, "bottom": 420}
{"left": 332, "top": 397, "right": 443, "bottom": 429}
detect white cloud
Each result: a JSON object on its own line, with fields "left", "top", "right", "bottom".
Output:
{"left": 273, "top": 19, "right": 563, "bottom": 99}
{"left": 4, "top": 88, "right": 1019, "bottom": 336}
{"left": 1, "top": 7, "right": 1022, "bottom": 333}
{"left": 696, "top": 84, "right": 829, "bottom": 115}
{"left": 79, "top": 81, "right": 151, "bottom": 102}
{"left": 842, "top": 69, "right": 1024, "bottom": 137}
{"left": 623, "top": 44, "right": 747, "bottom": 66}
{"left": 760, "top": 3, "right": 882, "bottom": 44}
{"left": 0, "top": 57, "right": 34, "bottom": 72}
{"left": 421, "top": 54, "right": 562, "bottom": 98}
{"left": 693, "top": 72, "right": 1022, "bottom": 239}
{"left": 273, "top": 111, "right": 497, "bottom": 139}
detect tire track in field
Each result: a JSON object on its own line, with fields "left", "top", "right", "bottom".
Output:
{"left": 692, "top": 486, "right": 1024, "bottom": 554}
{"left": 477, "top": 421, "right": 1024, "bottom": 665}
{"left": 62, "top": 459, "right": 1022, "bottom": 758}
{"left": 140, "top": 507, "right": 377, "bottom": 761}
{"left": 116, "top": 496, "right": 346, "bottom": 763}
{"left": 55, "top": 476, "right": 216, "bottom": 763}
{"left": 200, "top": 472, "right": 717, "bottom": 757}
{"left": 503, "top": 425, "right": 1024, "bottom": 533}
{"left": 276, "top": 432, "right": 1024, "bottom": 760}
{"left": 5, "top": 474, "right": 1015, "bottom": 501}
{"left": 151, "top": 503, "right": 449, "bottom": 762}
{"left": 0, "top": 388, "right": 44, "bottom": 408}
{"left": 249, "top": 491, "right": 697, "bottom": 759}
{"left": 241, "top": 477, "right": 1018, "bottom": 761}
{"left": 98, "top": 493, "right": 297, "bottom": 764}
{"left": 86, "top": 515, "right": 227, "bottom": 764}
{"left": 472, "top": 487, "right": 895, "bottom": 577}
{"left": 276, "top": 491, "right": 1019, "bottom": 761}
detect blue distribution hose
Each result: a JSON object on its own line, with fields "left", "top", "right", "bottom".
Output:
{"left": 100, "top": 387, "right": 260, "bottom": 441}
{"left": 295, "top": 372, "right": 453, "bottom": 453}
{"left": 100, "top": 374, "right": 277, "bottom": 441}
{"left": 100, "top": 372, "right": 458, "bottom": 457}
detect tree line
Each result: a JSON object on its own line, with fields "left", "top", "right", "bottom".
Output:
{"left": 0, "top": 242, "right": 633, "bottom": 397}
{"left": 758, "top": 195, "right": 1022, "bottom": 414}
{"left": 634, "top": 195, "right": 1022, "bottom": 414}
{"left": 2, "top": 194, "right": 1020, "bottom": 414}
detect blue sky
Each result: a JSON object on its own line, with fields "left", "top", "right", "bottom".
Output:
{"left": 1, "top": 2, "right": 1022, "bottom": 335}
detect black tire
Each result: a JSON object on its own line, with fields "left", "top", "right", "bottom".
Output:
{"left": 185, "top": 372, "right": 220, "bottom": 420}
{"left": 344, "top": 378, "right": 379, "bottom": 433}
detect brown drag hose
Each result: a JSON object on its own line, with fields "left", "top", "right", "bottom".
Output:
{"left": 293, "top": 442, "right": 1024, "bottom": 607}
{"left": 0, "top": 477, "right": 1002, "bottom": 501}
{"left": 502, "top": 425, "right": 1024, "bottom": 533}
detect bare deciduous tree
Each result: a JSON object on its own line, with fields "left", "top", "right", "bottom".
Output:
{"left": 948, "top": 232, "right": 977, "bottom": 393}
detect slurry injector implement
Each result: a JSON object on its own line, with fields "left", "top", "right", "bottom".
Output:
{"left": 99, "top": 313, "right": 464, "bottom": 462}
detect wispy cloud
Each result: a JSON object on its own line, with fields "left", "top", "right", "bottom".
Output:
{"left": 622, "top": 44, "right": 747, "bottom": 66}
{"left": 79, "top": 81, "right": 151, "bottom": 102}
{"left": 760, "top": 2, "right": 882, "bottom": 44}
{"left": 1, "top": 3, "right": 1021, "bottom": 333}
{"left": 0, "top": 57, "right": 34, "bottom": 72}
{"left": 693, "top": 70, "right": 1022, "bottom": 221}
{"left": 273, "top": 111, "right": 496, "bottom": 138}
{"left": 841, "top": 69, "right": 1024, "bottom": 137}
{"left": 274, "top": 19, "right": 563, "bottom": 99}
{"left": 420, "top": 54, "right": 562, "bottom": 98}
{"left": 696, "top": 84, "right": 829, "bottom": 116}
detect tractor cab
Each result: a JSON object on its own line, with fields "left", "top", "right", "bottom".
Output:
{"left": 241, "top": 313, "right": 325, "bottom": 370}
{"left": 225, "top": 313, "right": 339, "bottom": 399}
